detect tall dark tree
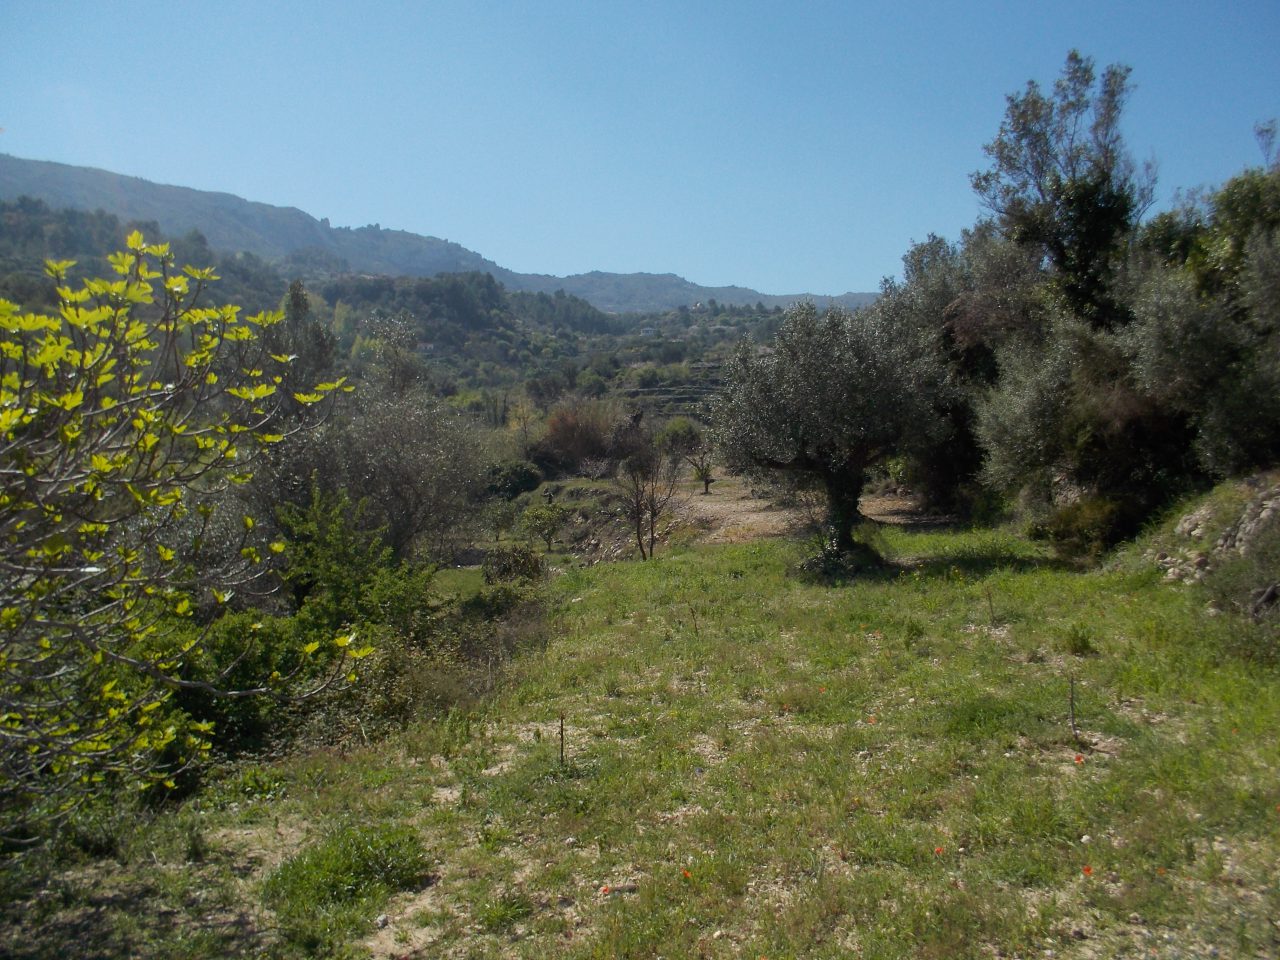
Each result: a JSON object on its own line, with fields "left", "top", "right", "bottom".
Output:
{"left": 972, "top": 50, "right": 1154, "bottom": 329}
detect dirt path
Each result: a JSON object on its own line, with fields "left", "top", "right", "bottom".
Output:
{"left": 680, "top": 476, "right": 943, "bottom": 544}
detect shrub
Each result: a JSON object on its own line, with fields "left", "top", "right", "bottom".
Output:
{"left": 483, "top": 544, "right": 546, "bottom": 584}
{"left": 517, "top": 502, "right": 569, "bottom": 550}
{"left": 1040, "top": 496, "right": 1123, "bottom": 561}
{"left": 302, "top": 625, "right": 471, "bottom": 741}
{"left": 360, "top": 562, "right": 440, "bottom": 646}
{"left": 798, "top": 528, "right": 886, "bottom": 583}
{"left": 530, "top": 399, "right": 617, "bottom": 475}
{"left": 486, "top": 459, "right": 543, "bottom": 500}
{"left": 176, "top": 614, "right": 312, "bottom": 754}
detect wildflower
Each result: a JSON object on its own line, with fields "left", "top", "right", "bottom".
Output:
{"left": 1074, "top": 754, "right": 1085, "bottom": 764}
{"left": 934, "top": 846, "right": 944, "bottom": 856}
{"left": 601, "top": 884, "right": 611, "bottom": 894}
{"left": 1082, "top": 865, "right": 1093, "bottom": 876}
{"left": 682, "top": 868, "right": 692, "bottom": 879}
{"left": 867, "top": 715, "right": 877, "bottom": 724}
{"left": 819, "top": 686, "right": 826, "bottom": 693}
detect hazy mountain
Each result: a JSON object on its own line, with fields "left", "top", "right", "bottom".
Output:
{"left": 0, "top": 153, "right": 876, "bottom": 313}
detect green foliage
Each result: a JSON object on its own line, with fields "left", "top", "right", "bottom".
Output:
{"left": 796, "top": 535, "right": 885, "bottom": 582}
{"left": 712, "top": 300, "right": 949, "bottom": 551}
{"left": 277, "top": 486, "right": 393, "bottom": 633}
{"left": 0, "top": 238, "right": 349, "bottom": 842}
{"left": 176, "top": 614, "right": 312, "bottom": 753}
{"left": 359, "top": 562, "right": 440, "bottom": 646}
{"left": 476, "top": 891, "right": 534, "bottom": 932}
{"left": 482, "top": 544, "right": 546, "bottom": 584}
{"left": 1057, "top": 622, "right": 1098, "bottom": 656}
{"left": 972, "top": 50, "right": 1152, "bottom": 328}
{"left": 971, "top": 68, "right": 1279, "bottom": 524}
{"left": 1038, "top": 496, "right": 1123, "bottom": 561}
{"left": 263, "top": 822, "right": 432, "bottom": 952}
{"left": 657, "top": 416, "right": 702, "bottom": 457}
{"left": 486, "top": 459, "right": 543, "bottom": 500}
{"left": 517, "top": 502, "right": 569, "bottom": 550}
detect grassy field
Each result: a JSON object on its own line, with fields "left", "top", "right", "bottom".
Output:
{"left": 3, "top": 509, "right": 1278, "bottom": 958}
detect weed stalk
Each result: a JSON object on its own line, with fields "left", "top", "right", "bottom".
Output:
{"left": 1069, "top": 675, "right": 1083, "bottom": 745}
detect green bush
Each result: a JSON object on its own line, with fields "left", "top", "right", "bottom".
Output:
{"left": 296, "top": 624, "right": 471, "bottom": 744}
{"left": 517, "top": 501, "right": 569, "bottom": 549}
{"left": 482, "top": 544, "right": 546, "bottom": 584}
{"left": 1040, "top": 496, "right": 1122, "bottom": 561}
{"left": 177, "top": 614, "right": 314, "bottom": 753}
{"left": 360, "top": 561, "right": 440, "bottom": 645}
{"left": 486, "top": 459, "right": 543, "bottom": 499}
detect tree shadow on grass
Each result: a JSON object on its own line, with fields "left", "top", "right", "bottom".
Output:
{"left": 0, "top": 875, "right": 268, "bottom": 960}
{"left": 902, "top": 545, "right": 1077, "bottom": 581}
{"left": 793, "top": 534, "right": 1075, "bottom": 586}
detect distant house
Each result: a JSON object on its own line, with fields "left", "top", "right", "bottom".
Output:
{"left": 640, "top": 327, "right": 658, "bottom": 337}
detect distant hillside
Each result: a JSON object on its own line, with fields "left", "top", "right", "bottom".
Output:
{"left": 0, "top": 153, "right": 876, "bottom": 314}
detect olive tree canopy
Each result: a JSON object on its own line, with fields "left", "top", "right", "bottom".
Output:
{"left": 711, "top": 301, "right": 949, "bottom": 552}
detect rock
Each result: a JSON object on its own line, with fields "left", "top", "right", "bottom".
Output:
{"left": 375, "top": 914, "right": 389, "bottom": 928}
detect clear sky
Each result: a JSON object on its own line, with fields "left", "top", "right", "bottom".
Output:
{"left": 2, "top": 1, "right": 1277, "bottom": 295}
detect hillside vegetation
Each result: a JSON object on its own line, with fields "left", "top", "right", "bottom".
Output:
{"left": 0, "top": 153, "right": 874, "bottom": 313}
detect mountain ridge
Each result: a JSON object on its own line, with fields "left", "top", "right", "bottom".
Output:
{"left": 0, "top": 153, "right": 875, "bottom": 314}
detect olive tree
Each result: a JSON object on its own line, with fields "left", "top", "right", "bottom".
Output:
{"left": 0, "top": 236, "right": 356, "bottom": 840}
{"left": 711, "top": 301, "right": 949, "bottom": 553}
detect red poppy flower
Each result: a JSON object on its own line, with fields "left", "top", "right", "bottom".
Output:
{"left": 934, "top": 846, "right": 944, "bottom": 855}
{"left": 682, "top": 869, "right": 692, "bottom": 879}
{"left": 1074, "top": 754, "right": 1085, "bottom": 764}
{"left": 1082, "top": 865, "right": 1093, "bottom": 876}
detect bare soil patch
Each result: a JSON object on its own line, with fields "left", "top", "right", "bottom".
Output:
{"left": 681, "top": 478, "right": 948, "bottom": 544}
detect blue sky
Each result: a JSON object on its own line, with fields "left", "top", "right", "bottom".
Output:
{"left": 3, "top": 1, "right": 1277, "bottom": 295}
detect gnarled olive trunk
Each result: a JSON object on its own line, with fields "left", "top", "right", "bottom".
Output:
{"left": 822, "top": 466, "right": 866, "bottom": 552}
